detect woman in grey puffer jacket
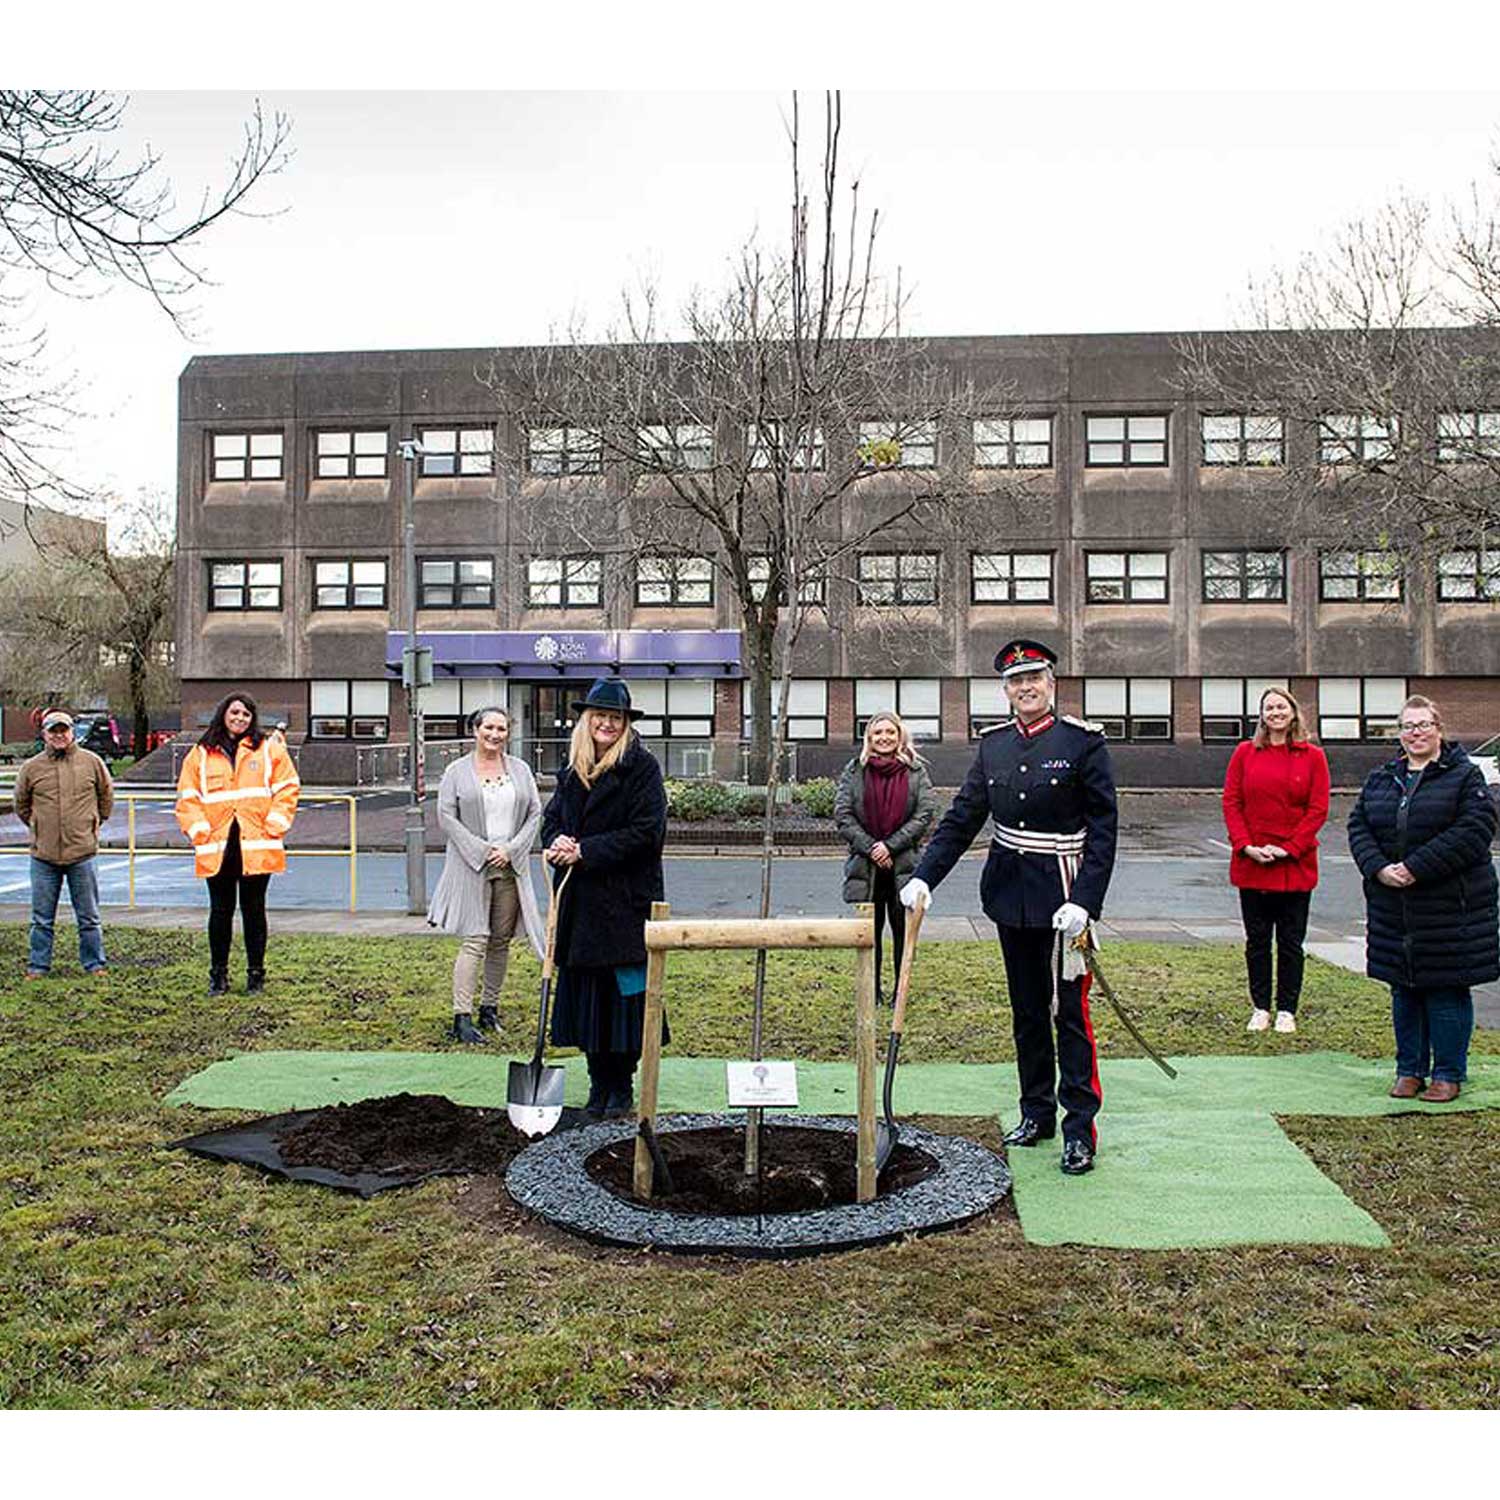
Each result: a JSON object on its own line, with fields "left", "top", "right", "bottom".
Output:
{"left": 834, "top": 711, "right": 939, "bottom": 1005}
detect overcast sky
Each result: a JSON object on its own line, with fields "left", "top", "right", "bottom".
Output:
{"left": 13, "top": 21, "right": 1500, "bottom": 516}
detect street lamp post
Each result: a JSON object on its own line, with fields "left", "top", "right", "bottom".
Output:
{"left": 398, "top": 438, "right": 429, "bottom": 914}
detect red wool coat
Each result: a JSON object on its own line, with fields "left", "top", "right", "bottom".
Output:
{"left": 1221, "top": 739, "right": 1331, "bottom": 892}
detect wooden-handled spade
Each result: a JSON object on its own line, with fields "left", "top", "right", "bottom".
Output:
{"left": 875, "top": 901, "right": 926, "bottom": 1172}
{"left": 507, "top": 865, "right": 573, "bottom": 1137}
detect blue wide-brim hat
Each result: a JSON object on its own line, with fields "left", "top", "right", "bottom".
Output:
{"left": 571, "top": 678, "right": 644, "bottom": 720}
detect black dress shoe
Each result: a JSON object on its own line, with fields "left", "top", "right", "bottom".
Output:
{"left": 1060, "top": 1140, "right": 1095, "bottom": 1176}
{"left": 1002, "top": 1117, "right": 1055, "bottom": 1147}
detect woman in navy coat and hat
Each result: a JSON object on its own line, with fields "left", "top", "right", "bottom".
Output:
{"left": 541, "top": 679, "right": 669, "bottom": 1118}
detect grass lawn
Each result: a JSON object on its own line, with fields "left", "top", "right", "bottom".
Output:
{"left": 0, "top": 922, "right": 1496, "bottom": 1409}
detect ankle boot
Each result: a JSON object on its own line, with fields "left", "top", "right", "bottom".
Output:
{"left": 584, "top": 1053, "right": 610, "bottom": 1119}
{"left": 603, "top": 1054, "right": 638, "bottom": 1118}
{"left": 246, "top": 968, "right": 266, "bottom": 995}
{"left": 477, "top": 1003, "right": 499, "bottom": 1033}
{"left": 450, "top": 1012, "right": 485, "bottom": 1044}
{"left": 208, "top": 968, "right": 229, "bottom": 997}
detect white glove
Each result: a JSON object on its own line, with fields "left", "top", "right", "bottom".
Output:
{"left": 1051, "top": 902, "right": 1090, "bottom": 939}
{"left": 899, "top": 878, "right": 931, "bottom": 911}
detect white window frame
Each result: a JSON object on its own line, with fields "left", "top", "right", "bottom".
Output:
{"left": 1318, "top": 414, "right": 1399, "bottom": 465}
{"left": 211, "top": 431, "right": 283, "bottom": 482}
{"left": 310, "top": 679, "right": 390, "bottom": 740}
{"left": 742, "top": 679, "right": 829, "bottom": 742}
{"left": 858, "top": 420, "right": 937, "bottom": 468}
{"left": 417, "top": 426, "right": 495, "bottom": 477}
{"left": 1084, "top": 678, "right": 1173, "bottom": 742}
{"left": 857, "top": 552, "right": 939, "bottom": 607}
{"left": 315, "top": 429, "right": 388, "bottom": 479}
{"left": 1086, "top": 551, "right": 1169, "bottom": 604}
{"left": 854, "top": 678, "right": 941, "bottom": 741}
{"left": 1318, "top": 677, "right": 1406, "bottom": 742}
{"left": 1085, "top": 414, "right": 1168, "bottom": 467}
{"left": 636, "top": 555, "right": 714, "bottom": 607}
{"left": 526, "top": 556, "right": 602, "bottom": 609}
{"left": 1200, "top": 677, "right": 1290, "bottom": 743}
{"left": 973, "top": 417, "right": 1053, "bottom": 469}
{"left": 970, "top": 551, "right": 1053, "bottom": 604}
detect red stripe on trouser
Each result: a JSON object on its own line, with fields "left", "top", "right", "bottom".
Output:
{"left": 1078, "top": 969, "right": 1102, "bottom": 1150}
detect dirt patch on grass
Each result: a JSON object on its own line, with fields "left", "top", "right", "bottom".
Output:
{"left": 276, "top": 1092, "right": 530, "bottom": 1179}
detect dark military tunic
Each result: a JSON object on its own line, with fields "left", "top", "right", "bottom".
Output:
{"left": 914, "top": 713, "right": 1119, "bottom": 1146}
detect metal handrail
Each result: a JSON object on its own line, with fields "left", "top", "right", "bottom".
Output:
{"left": 0, "top": 789, "right": 360, "bottom": 912}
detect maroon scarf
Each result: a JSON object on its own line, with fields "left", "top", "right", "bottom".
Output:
{"left": 863, "top": 754, "right": 910, "bottom": 841}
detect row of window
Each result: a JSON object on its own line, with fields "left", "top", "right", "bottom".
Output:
{"left": 208, "top": 547, "right": 1500, "bottom": 613}
{"left": 208, "top": 408, "right": 1500, "bottom": 481}
{"left": 299, "top": 673, "right": 1412, "bottom": 745}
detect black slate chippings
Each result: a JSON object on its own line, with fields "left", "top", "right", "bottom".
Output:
{"left": 504, "top": 1113, "right": 1012, "bottom": 1259}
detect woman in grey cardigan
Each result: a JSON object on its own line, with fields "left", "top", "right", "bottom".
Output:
{"left": 428, "top": 706, "right": 546, "bottom": 1043}
{"left": 834, "top": 711, "right": 938, "bottom": 1005}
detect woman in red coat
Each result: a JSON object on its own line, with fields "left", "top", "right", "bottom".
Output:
{"left": 1222, "top": 687, "right": 1331, "bottom": 1035}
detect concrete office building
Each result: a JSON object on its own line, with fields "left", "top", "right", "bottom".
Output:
{"left": 176, "top": 334, "right": 1500, "bottom": 785}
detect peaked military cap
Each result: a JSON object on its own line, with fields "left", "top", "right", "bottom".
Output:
{"left": 994, "top": 638, "right": 1059, "bottom": 678}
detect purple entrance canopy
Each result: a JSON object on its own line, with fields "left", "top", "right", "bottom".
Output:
{"left": 385, "top": 629, "right": 742, "bottom": 679}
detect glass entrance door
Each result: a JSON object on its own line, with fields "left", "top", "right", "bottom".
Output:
{"left": 514, "top": 683, "right": 575, "bottom": 774}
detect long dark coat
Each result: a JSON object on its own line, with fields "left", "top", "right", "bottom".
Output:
{"left": 833, "top": 757, "right": 939, "bottom": 902}
{"left": 1347, "top": 741, "right": 1499, "bottom": 989}
{"left": 540, "top": 738, "right": 667, "bottom": 969}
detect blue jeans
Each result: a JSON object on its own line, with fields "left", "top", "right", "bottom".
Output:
{"left": 1390, "top": 983, "right": 1474, "bottom": 1084}
{"left": 28, "top": 856, "right": 106, "bottom": 974}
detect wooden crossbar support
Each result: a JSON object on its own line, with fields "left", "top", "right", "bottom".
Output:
{"left": 632, "top": 903, "right": 879, "bottom": 1204}
{"left": 645, "top": 917, "right": 873, "bottom": 951}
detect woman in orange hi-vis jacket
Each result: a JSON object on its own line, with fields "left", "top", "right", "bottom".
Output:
{"left": 175, "top": 693, "right": 300, "bottom": 996}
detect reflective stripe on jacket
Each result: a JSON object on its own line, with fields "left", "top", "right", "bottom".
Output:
{"left": 174, "top": 737, "right": 301, "bottom": 878}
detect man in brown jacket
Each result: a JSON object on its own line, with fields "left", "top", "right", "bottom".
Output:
{"left": 14, "top": 710, "right": 115, "bottom": 978}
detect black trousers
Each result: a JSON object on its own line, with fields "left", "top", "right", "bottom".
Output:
{"left": 871, "top": 866, "right": 906, "bottom": 1002}
{"left": 997, "top": 923, "right": 1101, "bottom": 1148}
{"left": 1238, "top": 888, "right": 1312, "bottom": 1013}
{"left": 206, "top": 822, "right": 271, "bottom": 972}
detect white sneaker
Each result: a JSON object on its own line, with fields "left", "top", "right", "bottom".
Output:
{"left": 1275, "top": 1011, "right": 1297, "bottom": 1034}
{"left": 1247, "top": 1009, "right": 1272, "bottom": 1032}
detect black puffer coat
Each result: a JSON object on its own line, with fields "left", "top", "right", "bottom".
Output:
{"left": 1347, "top": 742, "right": 1499, "bottom": 988}
{"left": 541, "top": 738, "right": 667, "bottom": 969}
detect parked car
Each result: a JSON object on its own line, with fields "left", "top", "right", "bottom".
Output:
{"left": 33, "top": 713, "right": 124, "bottom": 759}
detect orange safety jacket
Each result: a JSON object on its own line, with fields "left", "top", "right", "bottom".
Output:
{"left": 174, "top": 736, "right": 301, "bottom": 878}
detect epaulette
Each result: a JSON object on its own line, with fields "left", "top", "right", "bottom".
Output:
{"left": 978, "top": 719, "right": 1014, "bottom": 735}
{"left": 1061, "top": 714, "right": 1106, "bottom": 734}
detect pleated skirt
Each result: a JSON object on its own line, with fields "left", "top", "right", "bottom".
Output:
{"left": 550, "top": 965, "right": 670, "bottom": 1055}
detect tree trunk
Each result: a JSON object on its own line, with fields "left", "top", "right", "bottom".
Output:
{"left": 743, "top": 620, "right": 777, "bottom": 787}
{"left": 128, "top": 650, "right": 150, "bottom": 759}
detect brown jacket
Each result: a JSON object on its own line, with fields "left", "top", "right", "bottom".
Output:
{"left": 14, "top": 744, "right": 115, "bottom": 865}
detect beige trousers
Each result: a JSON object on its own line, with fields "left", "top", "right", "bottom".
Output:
{"left": 452, "top": 869, "right": 520, "bottom": 1014}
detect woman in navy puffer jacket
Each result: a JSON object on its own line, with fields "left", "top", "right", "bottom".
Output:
{"left": 1347, "top": 695, "right": 1498, "bottom": 1103}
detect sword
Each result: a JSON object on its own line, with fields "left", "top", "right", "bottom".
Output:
{"left": 1072, "top": 932, "right": 1179, "bottom": 1080}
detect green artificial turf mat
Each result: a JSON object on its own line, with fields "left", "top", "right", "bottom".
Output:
{"left": 165, "top": 1049, "right": 1500, "bottom": 1250}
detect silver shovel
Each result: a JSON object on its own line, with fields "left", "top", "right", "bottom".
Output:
{"left": 507, "top": 865, "right": 572, "bottom": 1137}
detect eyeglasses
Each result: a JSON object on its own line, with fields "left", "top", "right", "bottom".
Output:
{"left": 1398, "top": 720, "right": 1437, "bottom": 734}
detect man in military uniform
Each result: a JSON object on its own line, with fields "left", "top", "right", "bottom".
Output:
{"left": 901, "top": 639, "right": 1118, "bottom": 1174}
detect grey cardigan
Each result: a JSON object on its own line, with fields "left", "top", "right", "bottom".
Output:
{"left": 834, "top": 757, "right": 939, "bottom": 902}
{"left": 427, "top": 753, "right": 546, "bottom": 957}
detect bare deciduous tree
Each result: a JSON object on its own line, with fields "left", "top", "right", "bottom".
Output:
{"left": 0, "top": 90, "right": 292, "bottom": 507}
{"left": 1176, "top": 173, "right": 1500, "bottom": 585}
{"left": 491, "top": 93, "right": 1039, "bottom": 1168}
{"left": 0, "top": 489, "right": 176, "bottom": 756}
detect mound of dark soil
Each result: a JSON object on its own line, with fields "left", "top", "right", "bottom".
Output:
{"left": 276, "top": 1092, "right": 527, "bottom": 1178}
{"left": 584, "top": 1124, "right": 939, "bottom": 1215}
